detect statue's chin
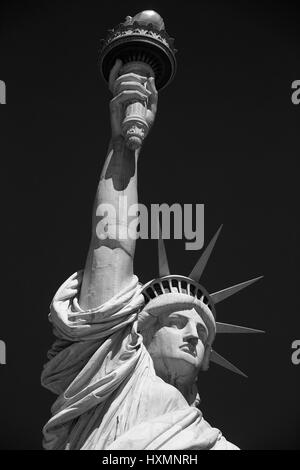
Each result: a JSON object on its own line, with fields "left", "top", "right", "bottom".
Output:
{"left": 176, "top": 351, "right": 202, "bottom": 370}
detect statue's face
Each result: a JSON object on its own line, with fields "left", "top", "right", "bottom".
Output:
{"left": 145, "top": 306, "right": 209, "bottom": 386}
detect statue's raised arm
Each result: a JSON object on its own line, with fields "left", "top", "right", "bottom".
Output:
{"left": 79, "top": 60, "right": 158, "bottom": 309}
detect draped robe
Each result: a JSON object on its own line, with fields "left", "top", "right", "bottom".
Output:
{"left": 42, "top": 271, "right": 238, "bottom": 450}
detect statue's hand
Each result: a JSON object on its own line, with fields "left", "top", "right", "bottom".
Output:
{"left": 109, "top": 59, "right": 158, "bottom": 141}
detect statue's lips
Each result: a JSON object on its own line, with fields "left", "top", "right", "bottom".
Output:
{"left": 180, "top": 343, "right": 197, "bottom": 357}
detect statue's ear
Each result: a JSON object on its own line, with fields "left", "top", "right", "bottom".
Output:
{"left": 201, "top": 344, "right": 211, "bottom": 371}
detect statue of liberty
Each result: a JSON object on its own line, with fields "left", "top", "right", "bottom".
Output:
{"left": 41, "top": 11, "right": 263, "bottom": 450}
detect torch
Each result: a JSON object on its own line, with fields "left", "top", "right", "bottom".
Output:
{"left": 99, "top": 10, "right": 177, "bottom": 150}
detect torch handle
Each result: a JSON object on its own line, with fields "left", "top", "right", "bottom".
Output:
{"left": 119, "top": 61, "right": 154, "bottom": 151}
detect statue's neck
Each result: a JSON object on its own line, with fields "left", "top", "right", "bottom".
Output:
{"left": 150, "top": 357, "right": 200, "bottom": 406}
{"left": 175, "top": 380, "right": 199, "bottom": 406}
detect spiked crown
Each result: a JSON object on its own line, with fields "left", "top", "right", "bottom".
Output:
{"left": 140, "top": 226, "right": 264, "bottom": 378}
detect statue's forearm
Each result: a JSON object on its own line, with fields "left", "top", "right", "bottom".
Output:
{"left": 79, "top": 137, "right": 140, "bottom": 310}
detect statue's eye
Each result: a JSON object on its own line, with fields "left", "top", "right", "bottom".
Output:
{"left": 197, "top": 327, "right": 208, "bottom": 342}
{"left": 167, "top": 317, "right": 185, "bottom": 328}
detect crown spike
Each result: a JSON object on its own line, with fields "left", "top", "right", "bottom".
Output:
{"left": 216, "top": 322, "right": 265, "bottom": 334}
{"left": 158, "top": 224, "right": 170, "bottom": 277}
{"left": 210, "top": 350, "right": 247, "bottom": 378}
{"left": 210, "top": 276, "right": 263, "bottom": 304}
{"left": 189, "top": 225, "right": 223, "bottom": 282}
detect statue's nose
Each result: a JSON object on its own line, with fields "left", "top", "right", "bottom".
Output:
{"left": 183, "top": 321, "right": 199, "bottom": 346}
